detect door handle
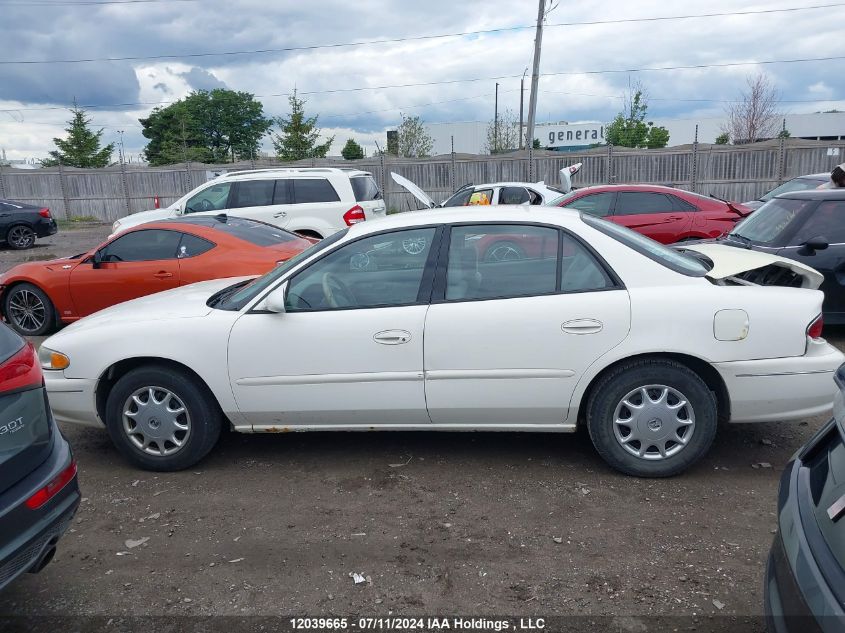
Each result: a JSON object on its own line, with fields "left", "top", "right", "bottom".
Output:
{"left": 273, "top": 211, "right": 287, "bottom": 218}
{"left": 562, "top": 319, "right": 603, "bottom": 335}
{"left": 153, "top": 271, "right": 174, "bottom": 279}
{"left": 373, "top": 329, "right": 412, "bottom": 345}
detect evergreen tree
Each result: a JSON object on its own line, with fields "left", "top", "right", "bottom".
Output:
{"left": 341, "top": 138, "right": 365, "bottom": 160}
{"left": 42, "top": 101, "right": 114, "bottom": 167}
{"left": 272, "top": 89, "right": 333, "bottom": 161}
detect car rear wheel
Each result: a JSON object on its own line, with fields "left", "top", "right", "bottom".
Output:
{"left": 586, "top": 359, "right": 717, "bottom": 477}
{"left": 7, "top": 225, "right": 36, "bottom": 250}
{"left": 105, "top": 365, "right": 223, "bottom": 471}
{"left": 3, "top": 283, "right": 55, "bottom": 336}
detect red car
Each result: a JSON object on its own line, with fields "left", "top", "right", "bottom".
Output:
{"left": 550, "top": 184, "right": 752, "bottom": 243}
{"left": 0, "top": 215, "right": 314, "bottom": 336}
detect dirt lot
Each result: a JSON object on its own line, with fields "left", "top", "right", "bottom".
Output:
{"left": 0, "top": 224, "right": 840, "bottom": 627}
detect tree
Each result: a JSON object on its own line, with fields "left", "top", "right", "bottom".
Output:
{"left": 715, "top": 132, "right": 730, "bottom": 145}
{"left": 271, "top": 89, "right": 333, "bottom": 161}
{"left": 532, "top": 138, "right": 542, "bottom": 150}
{"left": 140, "top": 89, "right": 271, "bottom": 165}
{"left": 723, "top": 73, "right": 781, "bottom": 144}
{"left": 777, "top": 128, "right": 791, "bottom": 139}
{"left": 396, "top": 113, "right": 433, "bottom": 158}
{"left": 341, "top": 138, "right": 364, "bottom": 160}
{"left": 605, "top": 83, "right": 670, "bottom": 149}
{"left": 41, "top": 101, "right": 114, "bottom": 167}
{"left": 485, "top": 108, "right": 520, "bottom": 154}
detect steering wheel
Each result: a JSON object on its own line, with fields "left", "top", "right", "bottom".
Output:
{"left": 193, "top": 199, "right": 214, "bottom": 212}
{"left": 321, "top": 273, "right": 356, "bottom": 308}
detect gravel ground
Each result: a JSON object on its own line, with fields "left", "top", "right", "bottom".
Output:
{"left": 0, "top": 224, "right": 841, "bottom": 626}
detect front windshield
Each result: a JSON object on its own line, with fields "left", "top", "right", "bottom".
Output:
{"left": 212, "top": 229, "right": 348, "bottom": 311}
{"left": 729, "top": 198, "right": 813, "bottom": 245}
{"left": 581, "top": 213, "right": 709, "bottom": 276}
{"left": 760, "top": 177, "right": 824, "bottom": 202}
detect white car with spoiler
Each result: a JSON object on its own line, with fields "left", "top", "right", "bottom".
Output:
{"left": 40, "top": 206, "right": 842, "bottom": 477}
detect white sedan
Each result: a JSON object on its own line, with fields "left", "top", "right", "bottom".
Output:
{"left": 41, "top": 206, "right": 844, "bottom": 476}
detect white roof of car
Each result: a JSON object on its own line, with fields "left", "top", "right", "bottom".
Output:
{"left": 214, "top": 167, "right": 374, "bottom": 181}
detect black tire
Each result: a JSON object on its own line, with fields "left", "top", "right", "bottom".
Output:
{"left": 105, "top": 365, "right": 223, "bottom": 471}
{"left": 3, "top": 282, "right": 56, "bottom": 336}
{"left": 483, "top": 240, "right": 526, "bottom": 262}
{"left": 6, "top": 224, "right": 36, "bottom": 250}
{"left": 586, "top": 359, "right": 717, "bottom": 478}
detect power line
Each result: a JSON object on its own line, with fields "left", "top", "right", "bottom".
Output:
{"left": 0, "top": 0, "right": 199, "bottom": 5}
{"left": 0, "top": 3, "right": 842, "bottom": 64}
{"left": 2, "top": 54, "right": 844, "bottom": 115}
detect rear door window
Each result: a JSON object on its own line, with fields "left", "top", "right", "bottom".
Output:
{"left": 499, "top": 187, "right": 531, "bottom": 205}
{"left": 292, "top": 179, "right": 340, "bottom": 203}
{"left": 615, "top": 192, "right": 677, "bottom": 215}
{"left": 350, "top": 176, "right": 381, "bottom": 201}
{"left": 230, "top": 180, "right": 275, "bottom": 208}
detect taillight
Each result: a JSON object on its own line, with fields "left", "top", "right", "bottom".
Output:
{"left": 0, "top": 342, "right": 42, "bottom": 394}
{"left": 26, "top": 460, "right": 77, "bottom": 510}
{"left": 39, "top": 208, "right": 51, "bottom": 218}
{"left": 807, "top": 314, "right": 824, "bottom": 339}
{"left": 343, "top": 205, "right": 366, "bottom": 226}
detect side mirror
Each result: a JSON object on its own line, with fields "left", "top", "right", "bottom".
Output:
{"left": 263, "top": 283, "right": 288, "bottom": 314}
{"left": 801, "top": 236, "right": 829, "bottom": 255}
{"left": 91, "top": 251, "right": 103, "bottom": 269}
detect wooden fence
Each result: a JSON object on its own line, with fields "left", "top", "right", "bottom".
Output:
{"left": 0, "top": 138, "right": 842, "bottom": 221}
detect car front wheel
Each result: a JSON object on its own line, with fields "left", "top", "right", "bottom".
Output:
{"left": 586, "top": 359, "right": 717, "bottom": 477}
{"left": 3, "top": 283, "right": 55, "bottom": 336}
{"left": 105, "top": 365, "right": 223, "bottom": 471}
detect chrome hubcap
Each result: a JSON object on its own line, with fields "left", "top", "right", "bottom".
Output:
{"left": 122, "top": 386, "right": 191, "bottom": 456}
{"left": 613, "top": 384, "right": 695, "bottom": 460}
{"left": 9, "top": 227, "right": 34, "bottom": 248}
{"left": 8, "top": 289, "right": 45, "bottom": 332}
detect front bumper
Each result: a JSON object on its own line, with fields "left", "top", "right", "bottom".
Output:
{"left": 0, "top": 424, "right": 80, "bottom": 591}
{"left": 715, "top": 339, "right": 844, "bottom": 423}
{"left": 764, "top": 455, "right": 845, "bottom": 632}
{"left": 43, "top": 372, "right": 101, "bottom": 428}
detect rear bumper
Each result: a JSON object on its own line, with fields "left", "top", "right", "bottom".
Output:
{"left": 34, "top": 219, "right": 58, "bottom": 238}
{"left": 0, "top": 423, "right": 79, "bottom": 592}
{"left": 43, "top": 373, "right": 102, "bottom": 428}
{"left": 715, "top": 340, "right": 844, "bottom": 422}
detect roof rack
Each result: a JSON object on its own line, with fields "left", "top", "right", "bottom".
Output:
{"left": 217, "top": 167, "right": 370, "bottom": 178}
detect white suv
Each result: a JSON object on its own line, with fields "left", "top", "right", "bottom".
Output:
{"left": 110, "top": 168, "right": 386, "bottom": 238}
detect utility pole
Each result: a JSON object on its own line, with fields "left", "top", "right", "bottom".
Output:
{"left": 493, "top": 82, "right": 499, "bottom": 154}
{"left": 519, "top": 68, "right": 528, "bottom": 150}
{"left": 525, "top": 0, "right": 546, "bottom": 157}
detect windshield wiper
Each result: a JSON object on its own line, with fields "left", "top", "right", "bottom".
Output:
{"left": 207, "top": 279, "right": 251, "bottom": 308}
{"left": 727, "top": 233, "right": 753, "bottom": 249}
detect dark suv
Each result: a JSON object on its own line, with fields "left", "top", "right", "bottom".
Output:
{"left": 0, "top": 323, "right": 79, "bottom": 590}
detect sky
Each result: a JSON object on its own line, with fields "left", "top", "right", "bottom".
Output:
{"left": 1, "top": 0, "right": 844, "bottom": 161}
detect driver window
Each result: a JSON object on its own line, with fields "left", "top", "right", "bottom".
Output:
{"left": 185, "top": 183, "right": 232, "bottom": 214}
{"left": 790, "top": 201, "right": 845, "bottom": 245}
{"left": 99, "top": 230, "right": 182, "bottom": 263}
{"left": 286, "top": 228, "right": 437, "bottom": 311}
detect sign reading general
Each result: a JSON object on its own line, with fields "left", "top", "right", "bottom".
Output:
{"left": 537, "top": 123, "right": 605, "bottom": 148}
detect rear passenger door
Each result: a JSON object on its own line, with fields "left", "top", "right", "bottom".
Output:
{"left": 612, "top": 192, "right": 694, "bottom": 243}
{"left": 227, "top": 179, "right": 280, "bottom": 225}
{"left": 423, "top": 223, "right": 630, "bottom": 426}
{"left": 288, "top": 178, "right": 343, "bottom": 234}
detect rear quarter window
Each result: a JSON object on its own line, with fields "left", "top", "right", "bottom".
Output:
{"left": 293, "top": 179, "right": 341, "bottom": 203}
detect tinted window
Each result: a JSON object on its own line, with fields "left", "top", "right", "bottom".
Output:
{"left": 499, "top": 187, "right": 530, "bottom": 205}
{"left": 177, "top": 233, "right": 215, "bottom": 259}
{"left": 101, "top": 230, "right": 181, "bottom": 262}
{"left": 581, "top": 214, "right": 709, "bottom": 277}
{"left": 615, "top": 192, "right": 677, "bottom": 215}
{"left": 231, "top": 180, "right": 274, "bottom": 208}
{"left": 287, "top": 228, "right": 436, "bottom": 311}
{"left": 351, "top": 176, "right": 381, "bottom": 201}
{"left": 730, "top": 198, "right": 814, "bottom": 245}
{"left": 293, "top": 179, "right": 340, "bottom": 203}
{"left": 185, "top": 182, "right": 232, "bottom": 213}
{"left": 761, "top": 177, "right": 827, "bottom": 202}
{"left": 564, "top": 192, "right": 614, "bottom": 217}
{"left": 447, "top": 225, "right": 559, "bottom": 301}
{"left": 790, "top": 201, "right": 845, "bottom": 245}
{"left": 210, "top": 217, "right": 302, "bottom": 247}
{"left": 273, "top": 180, "right": 293, "bottom": 204}
{"left": 668, "top": 194, "right": 697, "bottom": 211}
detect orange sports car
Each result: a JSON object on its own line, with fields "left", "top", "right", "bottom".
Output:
{"left": 0, "top": 215, "right": 314, "bottom": 335}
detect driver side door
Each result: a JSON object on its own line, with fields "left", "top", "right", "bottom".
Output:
{"left": 227, "top": 226, "right": 441, "bottom": 428}
{"left": 68, "top": 229, "right": 182, "bottom": 317}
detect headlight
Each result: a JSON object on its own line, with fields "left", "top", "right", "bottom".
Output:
{"left": 38, "top": 346, "right": 70, "bottom": 370}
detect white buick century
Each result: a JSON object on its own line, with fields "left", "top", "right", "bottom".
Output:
{"left": 41, "top": 206, "right": 844, "bottom": 476}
